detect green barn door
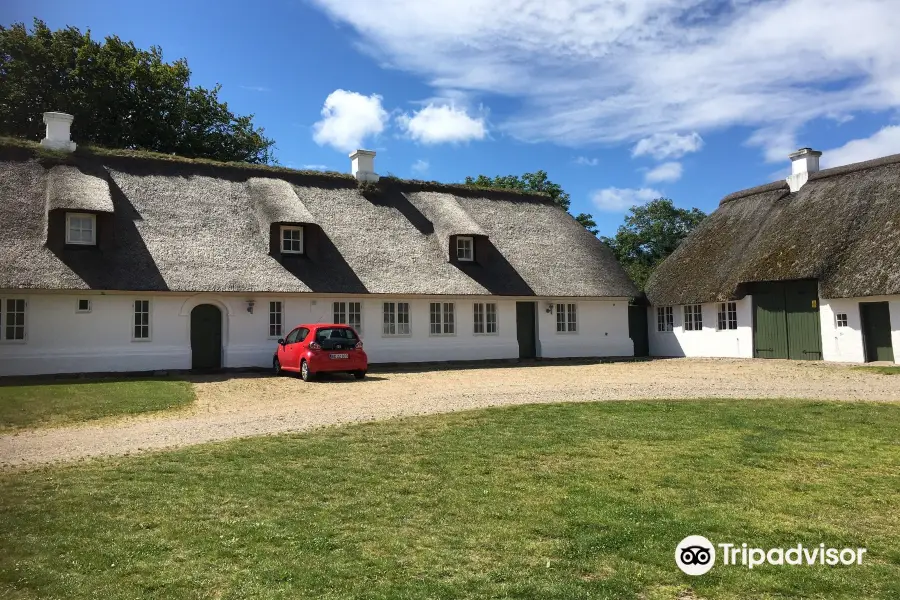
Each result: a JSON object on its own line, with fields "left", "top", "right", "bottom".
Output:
{"left": 190, "top": 304, "right": 223, "bottom": 370}
{"left": 784, "top": 280, "right": 823, "bottom": 360}
{"left": 753, "top": 280, "right": 822, "bottom": 360}
{"left": 860, "top": 302, "right": 894, "bottom": 362}
{"left": 753, "top": 282, "right": 789, "bottom": 359}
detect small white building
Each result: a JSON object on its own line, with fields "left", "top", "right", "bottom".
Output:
{"left": 646, "top": 148, "right": 900, "bottom": 364}
{"left": 0, "top": 113, "right": 638, "bottom": 377}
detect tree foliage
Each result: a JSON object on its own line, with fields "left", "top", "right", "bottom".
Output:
{"left": 0, "top": 19, "right": 275, "bottom": 164}
{"left": 600, "top": 198, "right": 706, "bottom": 290}
{"left": 464, "top": 171, "right": 600, "bottom": 234}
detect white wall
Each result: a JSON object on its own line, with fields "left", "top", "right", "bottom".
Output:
{"left": 0, "top": 292, "right": 633, "bottom": 376}
{"left": 820, "top": 296, "right": 900, "bottom": 364}
{"left": 536, "top": 300, "right": 632, "bottom": 358}
{"left": 648, "top": 298, "right": 754, "bottom": 358}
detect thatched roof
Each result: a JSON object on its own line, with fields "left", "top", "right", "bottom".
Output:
{"left": 646, "top": 153, "right": 900, "bottom": 305}
{"left": 46, "top": 164, "right": 114, "bottom": 213}
{"left": 0, "top": 141, "right": 636, "bottom": 297}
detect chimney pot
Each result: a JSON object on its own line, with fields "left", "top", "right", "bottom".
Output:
{"left": 349, "top": 149, "right": 378, "bottom": 183}
{"left": 40, "top": 112, "right": 77, "bottom": 152}
{"left": 786, "top": 147, "right": 821, "bottom": 192}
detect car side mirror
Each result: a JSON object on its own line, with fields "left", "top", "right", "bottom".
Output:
{"left": 277, "top": 338, "right": 285, "bottom": 345}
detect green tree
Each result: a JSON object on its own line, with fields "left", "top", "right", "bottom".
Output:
{"left": 600, "top": 198, "right": 706, "bottom": 290}
{"left": 0, "top": 19, "right": 275, "bottom": 164}
{"left": 464, "top": 171, "right": 600, "bottom": 234}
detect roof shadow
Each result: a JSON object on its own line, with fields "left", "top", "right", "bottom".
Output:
{"left": 362, "top": 185, "right": 435, "bottom": 235}
{"left": 276, "top": 224, "right": 368, "bottom": 294}
{"left": 452, "top": 237, "right": 535, "bottom": 296}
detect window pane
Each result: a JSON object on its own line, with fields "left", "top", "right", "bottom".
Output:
{"left": 567, "top": 304, "right": 576, "bottom": 332}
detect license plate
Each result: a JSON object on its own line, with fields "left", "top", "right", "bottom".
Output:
{"left": 330, "top": 353, "right": 349, "bottom": 359}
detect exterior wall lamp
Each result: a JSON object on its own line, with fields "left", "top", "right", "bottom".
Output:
{"left": 246, "top": 300, "right": 255, "bottom": 314}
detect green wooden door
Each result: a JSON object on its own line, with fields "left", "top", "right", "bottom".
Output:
{"left": 515, "top": 302, "right": 536, "bottom": 359}
{"left": 753, "top": 280, "right": 822, "bottom": 360}
{"left": 784, "top": 280, "right": 823, "bottom": 360}
{"left": 753, "top": 283, "right": 789, "bottom": 359}
{"left": 190, "top": 304, "right": 222, "bottom": 370}
{"left": 861, "top": 302, "right": 894, "bottom": 362}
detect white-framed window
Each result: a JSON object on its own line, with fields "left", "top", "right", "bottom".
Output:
{"left": 66, "top": 212, "right": 96, "bottom": 245}
{"left": 684, "top": 304, "right": 703, "bottom": 331}
{"left": 334, "top": 301, "right": 362, "bottom": 334}
{"left": 456, "top": 237, "right": 474, "bottom": 262}
{"left": 269, "top": 301, "right": 283, "bottom": 338}
{"left": 473, "top": 302, "right": 498, "bottom": 335}
{"left": 716, "top": 302, "right": 737, "bottom": 331}
{"left": 556, "top": 303, "right": 577, "bottom": 333}
{"left": 76, "top": 298, "right": 92, "bottom": 313}
{"left": 133, "top": 299, "right": 151, "bottom": 341}
{"left": 430, "top": 302, "right": 456, "bottom": 335}
{"left": 657, "top": 306, "right": 674, "bottom": 332}
{"left": 1, "top": 298, "right": 27, "bottom": 341}
{"left": 280, "top": 225, "right": 303, "bottom": 254}
{"left": 383, "top": 302, "right": 410, "bottom": 336}
{"left": 836, "top": 313, "right": 848, "bottom": 328}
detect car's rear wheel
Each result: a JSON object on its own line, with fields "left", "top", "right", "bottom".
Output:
{"left": 273, "top": 357, "right": 282, "bottom": 376}
{"left": 300, "top": 360, "right": 314, "bottom": 382}
{"left": 353, "top": 370, "right": 366, "bottom": 380}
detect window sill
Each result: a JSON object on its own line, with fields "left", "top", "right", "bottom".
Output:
{"left": 382, "top": 333, "right": 412, "bottom": 338}
{"left": 0, "top": 339, "right": 27, "bottom": 344}
{"left": 555, "top": 331, "right": 579, "bottom": 335}
{"left": 131, "top": 338, "right": 153, "bottom": 343}
{"left": 473, "top": 332, "right": 499, "bottom": 336}
{"left": 429, "top": 333, "right": 457, "bottom": 337}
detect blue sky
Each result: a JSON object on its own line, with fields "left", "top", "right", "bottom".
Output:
{"left": 5, "top": 0, "right": 900, "bottom": 235}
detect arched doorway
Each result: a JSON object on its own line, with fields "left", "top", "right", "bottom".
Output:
{"left": 190, "top": 304, "right": 223, "bottom": 370}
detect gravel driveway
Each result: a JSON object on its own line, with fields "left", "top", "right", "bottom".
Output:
{"left": 1, "top": 358, "right": 898, "bottom": 468}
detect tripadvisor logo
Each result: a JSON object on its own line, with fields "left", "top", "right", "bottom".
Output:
{"left": 675, "top": 536, "right": 867, "bottom": 575}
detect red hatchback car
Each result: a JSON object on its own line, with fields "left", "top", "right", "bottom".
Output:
{"left": 274, "top": 324, "right": 367, "bottom": 381}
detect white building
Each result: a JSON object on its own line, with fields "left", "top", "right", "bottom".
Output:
{"left": 0, "top": 113, "right": 637, "bottom": 377}
{"left": 646, "top": 148, "right": 900, "bottom": 364}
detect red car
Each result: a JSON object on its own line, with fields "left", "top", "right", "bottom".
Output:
{"left": 273, "top": 324, "right": 367, "bottom": 381}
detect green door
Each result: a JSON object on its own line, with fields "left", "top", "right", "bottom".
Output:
{"left": 860, "top": 302, "right": 894, "bottom": 362}
{"left": 753, "top": 280, "right": 822, "bottom": 360}
{"left": 190, "top": 304, "right": 222, "bottom": 369}
{"left": 784, "top": 280, "right": 823, "bottom": 360}
{"left": 515, "top": 302, "right": 536, "bottom": 359}
{"left": 628, "top": 304, "right": 649, "bottom": 357}
{"left": 753, "top": 282, "right": 789, "bottom": 359}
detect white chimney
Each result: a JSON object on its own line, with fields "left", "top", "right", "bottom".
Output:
{"left": 40, "top": 112, "right": 77, "bottom": 152}
{"left": 349, "top": 149, "right": 378, "bottom": 183}
{"left": 786, "top": 147, "right": 821, "bottom": 192}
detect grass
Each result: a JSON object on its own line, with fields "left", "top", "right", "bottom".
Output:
{"left": 0, "top": 377, "right": 195, "bottom": 431}
{"left": 1, "top": 399, "right": 899, "bottom": 599}
{"left": 853, "top": 366, "right": 900, "bottom": 375}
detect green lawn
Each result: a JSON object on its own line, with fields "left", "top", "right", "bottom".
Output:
{"left": 1, "top": 399, "right": 899, "bottom": 599}
{"left": 853, "top": 366, "right": 900, "bottom": 375}
{"left": 0, "top": 378, "right": 195, "bottom": 431}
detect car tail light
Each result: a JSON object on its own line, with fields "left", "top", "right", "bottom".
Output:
{"left": 355, "top": 341, "right": 363, "bottom": 350}
{"left": 309, "top": 342, "right": 322, "bottom": 351}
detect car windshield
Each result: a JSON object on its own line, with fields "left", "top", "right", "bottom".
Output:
{"left": 315, "top": 327, "right": 359, "bottom": 343}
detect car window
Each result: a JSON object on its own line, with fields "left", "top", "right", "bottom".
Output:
{"left": 284, "top": 328, "right": 300, "bottom": 344}
{"left": 298, "top": 327, "right": 310, "bottom": 342}
{"left": 315, "top": 327, "right": 359, "bottom": 342}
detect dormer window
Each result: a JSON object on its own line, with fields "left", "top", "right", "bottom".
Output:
{"left": 281, "top": 225, "right": 303, "bottom": 254}
{"left": 456, "top": 236, "right": 474, "bottom": 262}
{"left": 66, "top": 213, "right": 96, "bottom": 245}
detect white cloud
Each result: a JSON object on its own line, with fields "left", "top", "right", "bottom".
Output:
{"left": 644, "top": 161, "right": 683, "bottom": 183}
{"left": 821, "top": 126, "right": 900, "bottom": 168}
{"left": 308, "top": 0, "right": 900, "bottom": 156}
{"left": 397, "top": 104, "right": 486, "bottom": 144}
{"left": 590, "top": 187, "right": 662, "bottom": 212}
{"left": 411, "top": 159, "right": 430, "bottom": 174}
{"left": 633, "top": 133, "right": 703, "bottom": 160}
{"left": 574, "top": 156, "right": 599, "bottom": 166}
{"left": 312, "top": 89, "right": 388, "bottom": 152}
